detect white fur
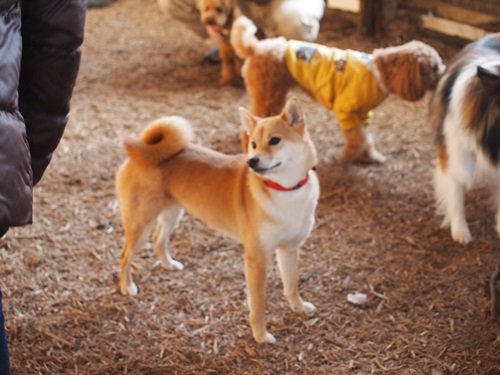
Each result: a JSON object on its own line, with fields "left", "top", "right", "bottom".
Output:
{"left": 434, "top": 63, "right": 500, "bottom": 244}
{"left": 271, "top": 0, "right": 324, "bottom": 41}
{"left": 237, "top": 0, "right": 324, "bottom": 41}
{"left": 256, "top": 171, "right": 319, "bottom": 248}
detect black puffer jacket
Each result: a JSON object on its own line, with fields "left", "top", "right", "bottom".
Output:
{"left": 0, "top": 0, "right": 85, "bottom": 230}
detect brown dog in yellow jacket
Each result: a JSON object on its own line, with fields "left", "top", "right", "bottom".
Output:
{"left": 116, "top": 98, "right": 319, "bottom": 343}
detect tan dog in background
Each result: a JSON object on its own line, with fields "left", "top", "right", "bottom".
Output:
{"left": 199, "top": 0, "right": 242, "bottom": 85}
{"left": 116, "top": 98, "right": 319, "bottom": 343}
{"left": 231, "top": 16, "right": 445, "bottom": 162}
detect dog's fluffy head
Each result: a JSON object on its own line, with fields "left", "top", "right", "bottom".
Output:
{"left": 239, "top": 97, "right": 317, "bottom": 186}
{"left": 199, "top": 0, "right": 235, "bottom": 30}
{"left": 374, "top": 40, "right": 445, "bottom": 102}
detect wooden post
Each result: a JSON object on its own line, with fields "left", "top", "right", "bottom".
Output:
{"left": 359, "top": 0, "right": 398, "bottom": 36}
{"left": 360, "top": 0, "right": 377, "bottom": 35}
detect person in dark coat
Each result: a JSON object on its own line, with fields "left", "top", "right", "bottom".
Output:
{"left": 0, "top": 1, "right": 86, "bottom": 373}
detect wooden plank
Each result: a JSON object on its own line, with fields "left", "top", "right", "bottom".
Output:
{"left": 400, "top": 0, "right": 500, "bottom": 26}
{"left": 359, "top": 0, "right": 377, "bottom": 35}
{"left": 327, "top": 0, "right": 360, "bottom": 13}
{"left": 421, "top": 14, "right": 488, "bottom": 41}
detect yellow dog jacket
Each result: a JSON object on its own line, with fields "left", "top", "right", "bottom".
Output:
{"left": 285, "top": 40, "right": 388, "bottom": 131}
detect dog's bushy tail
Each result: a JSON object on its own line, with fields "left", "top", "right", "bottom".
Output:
{"left": 230, "top": 16, "right": 258, "bottom": 59}
{"left": 124, "top": 116, "right": 193, "bottom": 166}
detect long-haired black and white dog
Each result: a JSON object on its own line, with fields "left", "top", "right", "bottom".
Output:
{"left": 432, "top": 33, "right": 500, "bottom": 244}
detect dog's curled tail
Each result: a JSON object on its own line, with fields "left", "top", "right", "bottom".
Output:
{"left": 124, "top": 116, "right": 194, "bottom": 166}
{"left": 230, "top": 16, "right": 258, "bottom": 59}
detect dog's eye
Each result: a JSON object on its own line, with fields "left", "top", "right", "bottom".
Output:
{"left": 268, "top": 137, "right": 281, "bottom": 146}
{"left": 251, "top": 141, "right": 257, "bottom": 149}
{"left": 215, "top": 6, "right": 224, "bottom": 13}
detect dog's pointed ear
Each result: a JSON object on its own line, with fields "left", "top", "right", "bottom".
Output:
{"left": 282, "top": 97, "right": 305, "bottom": 132}
{"left": 478, "top": 66, "right": 500, "bottom": 93}
{"left": 239, "top": 107, "right": 258, "bottom": 135}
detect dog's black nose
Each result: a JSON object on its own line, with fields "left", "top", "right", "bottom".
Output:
{"left": 206, "top": 18, "right": 217, "bottom": 25}
{"left": 247, "top": 157, "right": 259, "bottom": 169}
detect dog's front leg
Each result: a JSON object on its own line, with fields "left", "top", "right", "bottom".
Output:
{"left": 445, "top": 174, "right": 471, "bottom": 244}
{"left": 243, "top": 241, "right": 275, "bottom": 343}
{"left": 434, "top": 161, "right": 472, "bottom": 243}
{"left": 276, "top": 245, "right": 316, "bottom": 314}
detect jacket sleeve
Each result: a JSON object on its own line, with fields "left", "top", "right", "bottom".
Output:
{"left": 0, "top": 1, "right": 33, "bottom": 229}
{"left": 18, "top": 0, "right": 86, "bottom": 185}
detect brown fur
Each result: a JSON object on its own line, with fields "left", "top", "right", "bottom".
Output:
{"left": 435, "top": 140, "right": 448, "bottom": 172}
{"left": 373, "top": 40, "right": 443, "bottom": 102}
{"left": 430, "top": 51, "right": 481, "bottom": 128}
{"left": 462, "top": 64, "right": 500, "bottom": 138}
{"left": 199, "top": 0, "right": 242, "bottom": 86}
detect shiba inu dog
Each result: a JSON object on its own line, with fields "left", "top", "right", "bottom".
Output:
{"left": 432, "top": 33, "right": 500, "bottom": 244}
{"left": 116, "top": 98, "right": 319, "bottom": 343}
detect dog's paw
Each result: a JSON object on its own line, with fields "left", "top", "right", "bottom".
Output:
{"left": 120, "top": 281, "right": 138, "bottom": 296}
{"left": 340, "top": 148, "right": 386, "bottom": 164}
{"left": 366, "top": 148, "right": 387, "bottom": 163}
{"left": 254, "top": 331, "right": 276, "bottom": 344}
{"left": 163, "top": 257, "right": 184, "bottom": 271}
{"left": 451, "top": 224, "right": 472, "bottom": 244}
{"left": 355, "top": 148, "right": 386, "bottom": 164}
{"left": 301, "top": 301, "right": 317, "bottom": 314}
{"left": 291, "top": 300, "right": 317, "bottom": 315}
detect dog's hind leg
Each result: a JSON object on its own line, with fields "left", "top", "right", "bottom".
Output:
{"left": 152, "top": 205, "right": 185, "bottom": 271}
{"left": 119, "top": 219, "right": 156, "bottom": 296}
{"left": 276, "top": 245, "right": 316, "bottom": 314}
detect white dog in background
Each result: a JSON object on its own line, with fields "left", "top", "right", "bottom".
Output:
{"left": 432, "top": 33, "right": 500, "bottom": 244}
{"left": 158, "top": 0, "right": 325, "bottom": 42}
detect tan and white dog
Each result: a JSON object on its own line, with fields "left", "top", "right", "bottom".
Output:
{"left": 432, "top": 33, "right": 500, "bottom": 244}
{"left": 116, "top": 98, "right": 319, "bottom": 343}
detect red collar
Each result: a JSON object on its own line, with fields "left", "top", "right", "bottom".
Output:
{"left": 263, "top": 173, "right": 310, "bottom": 191}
